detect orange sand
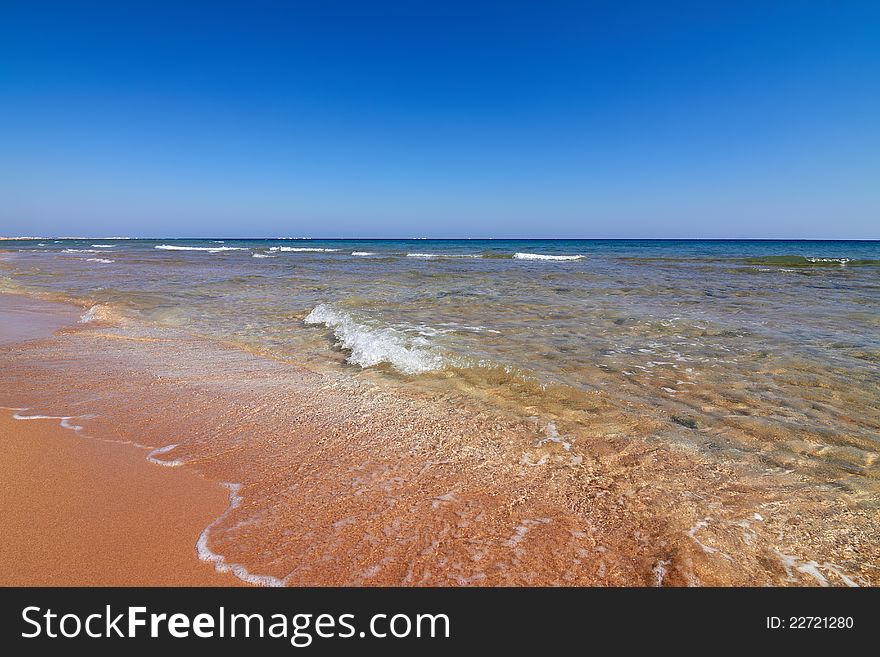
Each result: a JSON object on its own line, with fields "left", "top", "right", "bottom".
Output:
{"left": 0, "top": 406, "right": 242, "bottom": 586}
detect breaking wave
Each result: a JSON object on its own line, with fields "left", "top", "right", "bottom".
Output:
{"left": 513, "top": 252, "right": 585, "bottom": 261}
{"left": 155, "top": 245, "right": 248, "bottom": 253}
{"left": 303, "top": 303, "right": 445, "bottom": 374}
{"left": 269, "top": 247, "right": 340, "bottom": 252}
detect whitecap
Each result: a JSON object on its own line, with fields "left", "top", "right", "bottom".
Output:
{"left": 304, "top": 303, "right": 444, "bottom": 374}
{"left": 155, "top": 244, "right": 248, "bottom": 253}
{"left": 12, "top": 411, "right": 85, "bottom": 433}
{"left": 79, "top": 304, "right": 114, "bottom": 323}
{"left": 406, "top": 252, "right": 480, "bottom": 258}
{"left": 86, "top": 257, "right": 114, "bottom": 264}
{"left": 268, "top": 246, "right": 339, "bottom": 252}
{"left": 513, "top": 252, "right": 585, "bottom": 261}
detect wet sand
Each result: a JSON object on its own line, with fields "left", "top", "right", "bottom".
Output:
{"left": 0, "top": 292, "right": 876, "bottom": 586}
{"left": 0, "top": 294, "right": 82, "bottom": 345}
{"left": 0, "top": 412, "right": 243, "bottom": 586}
{"left": 0, "top": 297, "right": 240, "bottom": 586}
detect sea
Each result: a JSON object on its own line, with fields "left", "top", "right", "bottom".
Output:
{"left": 1, "top": 238, "right": 878, "bottom": 585}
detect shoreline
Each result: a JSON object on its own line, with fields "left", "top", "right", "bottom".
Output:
{"left": 0, "top": 409, "right": 243, "bottom": 586}
{"left": 0, "top": 291, "right": 875, "bottom": 586}
{"left": 0, "top": 295, "right": 242, "bottom": 586}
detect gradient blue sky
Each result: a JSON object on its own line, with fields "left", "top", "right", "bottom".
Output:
{"left": 1, "top": 1, "right": 878, "bottom": 238}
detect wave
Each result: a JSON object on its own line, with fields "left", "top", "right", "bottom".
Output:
{"left": 268, "top": 246, "right": 340, "bottom": 252}
{"left": 252, "top": 253, "right": 276, "bottom": 258}
{"left": 155, "top": 244, "right": 248, "bottom": 253}
{"left": 513, "top": 252, "right": 585, "bottom": 261}
{"left": 79, "top": 304, "right": 116, "bottom": 323}
{"left": 154, "top": 244, "right": 248, "bottom": 253}
{"left": 304, "top": 303, "right": 445, "bottom": 374}
{"left": 406, "top": 252, "right": 481, "bottom": 259}
{"left": 62, "top": 248, "right": 99, "bottom": 253}
{"left": 85, "top": 258, "right": 114, "bottom": 264}
{"left": 351, "top": 251, "right": 377, "bottom": 256}
{"left": 91, "top": 244, "right": 116, "bottom": 248}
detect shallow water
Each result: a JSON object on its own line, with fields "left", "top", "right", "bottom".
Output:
{"left": 2, "top": 239, "right": 879, "bottom": 490}
{"left": 1, "top": 238, "right": 878, "bottom": 585}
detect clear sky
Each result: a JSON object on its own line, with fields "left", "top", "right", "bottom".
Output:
{"left": 1, "top": 1, "right": 878, "bottom": 238}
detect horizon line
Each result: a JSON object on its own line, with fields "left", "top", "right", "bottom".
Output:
{"left": 2, "top": 236, "right": 878, "bottom": 242}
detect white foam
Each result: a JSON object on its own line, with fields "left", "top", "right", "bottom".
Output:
{"left": 653, "top": 559, "right": 671, "bottom": 586}
{"left": 86, "top": 257, "right": 114, "bottom": 263}
{"left": 268, "top": 246, "right": 339, "bottom": 252}
{"left": 513, "top": 252, "right": 585, "bottom": 261}
{"left": 821, "top": 563, "right": 861, "bottom": 587}
{"left": 807, "top": 257, "right": 850, "bottom": 264}
{"left": 304, "top": 303, "right": 444, "bottom": 374}
{"left": 686, "top": 519, "right": 734, "bottom": 561}
{"left": 251, "top": 253, "right": 275, "bottom": 258}
{"left": 79, "top": 305, "right": 100, "bottom": 323}
{"left": 146, "top": 443, "right": 184, "bottom": 467}
{"left": 91, "top": 244, "right": 116, "bottom": 248}
{"left": 12, "top": 411, "right": 85, "bottom": 433}
{"left": 62, "top": 248, "right": 99, "bottom": 253}
{"left": 773, "top": 551, "right": 860, "bottom": 587}
{"left": 196, "top": 483, "right": 287, "bottom": 587}
{"left": 437, "top": 323, "right": 501, "bottom": 334}
{"left": 155, "top": 244, "right": 248, "bottom": 253}
{"left": 406, "top": 252, "right": 480, "bottom": 258}
{"left": 351, "top": 251, "right": 377, "bottom": 256}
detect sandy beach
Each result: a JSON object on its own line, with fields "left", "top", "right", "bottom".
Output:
{"left": 0, "top": 296, "right": 240, "bottom": 586}
{"left": 0, "top": 411, "right": 242, "bottom": 586}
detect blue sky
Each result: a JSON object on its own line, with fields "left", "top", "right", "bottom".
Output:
{"left": 1, "top": 1, "right": 878, "bottom": 238}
